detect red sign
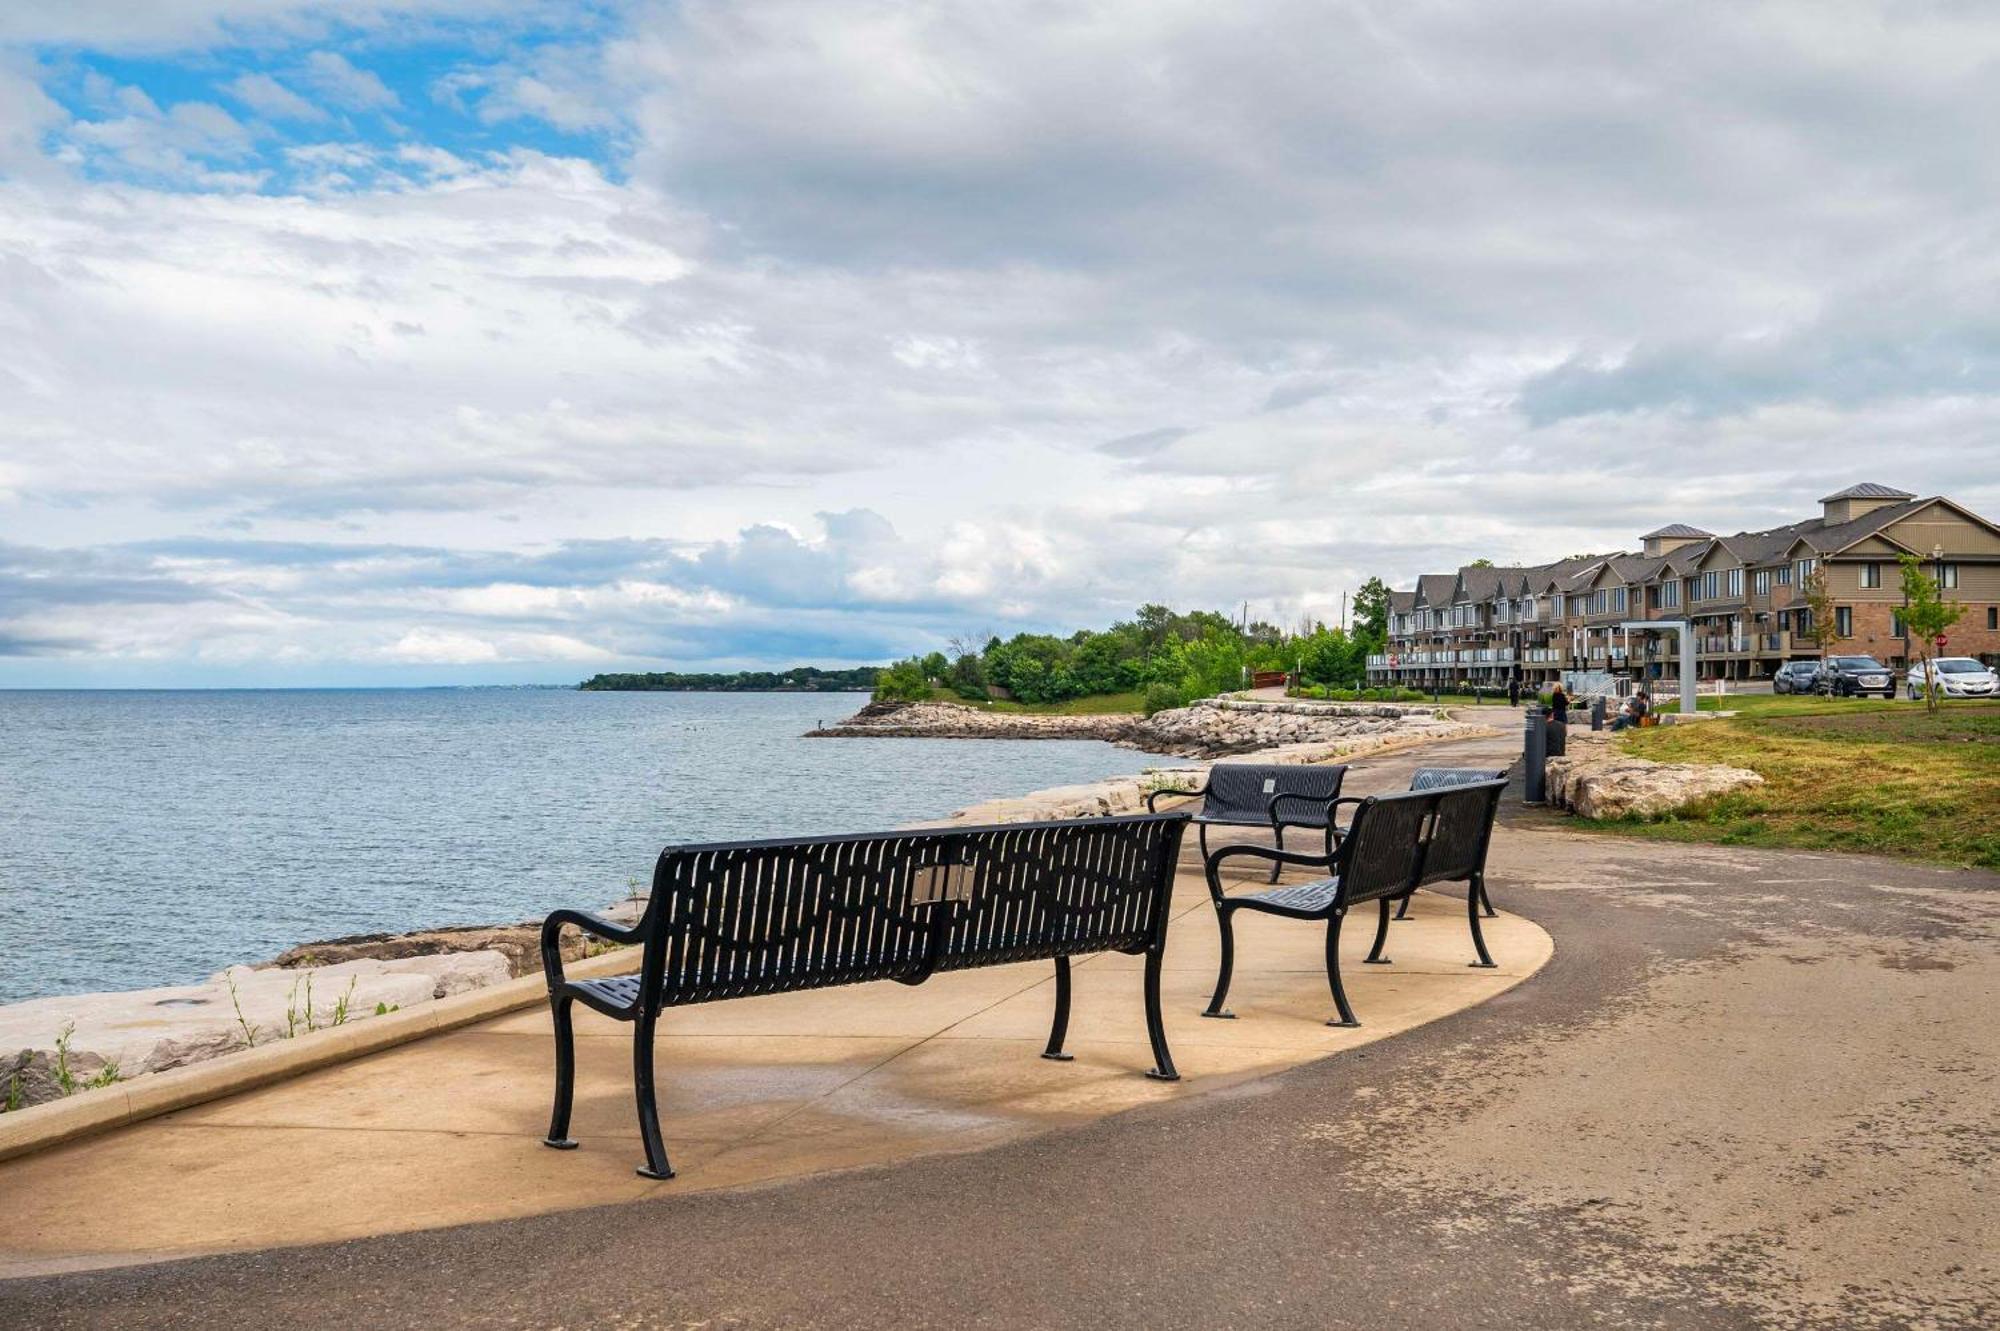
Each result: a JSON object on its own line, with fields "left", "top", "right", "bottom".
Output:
{"left": 1936, "top": 635, "right": 1948, "bottom": 648}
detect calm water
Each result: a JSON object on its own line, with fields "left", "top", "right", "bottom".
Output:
{"left": 0, "top": 690, "right": 1172, "bottom": 1005}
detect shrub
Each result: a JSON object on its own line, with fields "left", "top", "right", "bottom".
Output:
{"left": 872, "top": 658, "right": 932, "bottom": 702}
{"left": 1142, "top": 682, "right": 1184, "bottom": 716}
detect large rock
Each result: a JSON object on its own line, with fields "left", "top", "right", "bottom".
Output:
{"left": 1545, "top": 735, "right": 1763, "bottom": 820}
{"left": 0, "top": 952, "right": 515, "bottom": 1090}
{"left": 3, "top": 1047, "right": 115, "bottom": 1112}
{"left": 268, "top": 922, "right": 607, "bottom": 979}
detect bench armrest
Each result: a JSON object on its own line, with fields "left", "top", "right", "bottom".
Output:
{"left": 1268, "top": 791, "right": 1342, "bottom": 830}
{"left": 540, "top": 908, "right": 646, "bottom": 991}
{"left": 1145, "top": 784, "right": 1206, "bottom": 813}
{"left": 1202, "top": 842, "right": 1335, "bottom": 902}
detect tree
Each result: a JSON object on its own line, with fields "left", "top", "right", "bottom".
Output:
{"left": 1467, "top": 558, "right": 1495, "bottom": 568}
{"left": 1352, "top": 577, "right": 1390, "bottom": 651}
{"left": 1796, "top": 564, "right": 1840, "bottom": 670}
{"left": 1897, "top": 553, "right": 1967, "bottom": 715}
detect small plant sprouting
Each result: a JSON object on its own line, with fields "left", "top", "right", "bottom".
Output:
{"left": 372, "top": 1001, "right": 400, "bottom": 1017}
{"left": 53, "top": 1022, "right": 78, "bottom": 1097}
{"left": 226, "top": 970, "right": 260, "bottom": 1048}
{"left": 4, "top": 1074, "right": 21, "bottom": 1113}
{"left": 302, "top": 972, "right": 318, "bottom": 1033}
{"left": 84, "top": 1060, "right": 122, "bottom": 1091}
{"left": 331, "top": 977, "right": 358, "bottom": 1027}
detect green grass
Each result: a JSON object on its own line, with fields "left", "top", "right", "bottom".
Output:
{"left": 921, "top": 687, "right": 1147, "bottom": 715}
{"left": 1577, "top": 695, "right": 2000, "bottom": 869}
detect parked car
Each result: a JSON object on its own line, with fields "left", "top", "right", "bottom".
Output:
{"left": 1906, "top": 657, "right": 2000, "bottom": 700}
{"left": 1773, "top": 660, "right": 1821, "bottom": 694}
{"left": 1815, "top": 656, "right": 1896, "bottom": 698}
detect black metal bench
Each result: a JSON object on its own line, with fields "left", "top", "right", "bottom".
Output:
{"left": 539, "top": 812, "right": 1190, "bottom": 1179}
{"left": 1198, "top": 780, "right": 1507, "bottom": 1027}
{"left": 1145, "top": 762, "right": 1348, "bottom": 882}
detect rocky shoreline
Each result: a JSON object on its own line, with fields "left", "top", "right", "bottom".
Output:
{"left": 808, "top": 695, "right": 1473, "bottom": 759}
{"left": 2, "top": 696, "right": 1490, "bottom": 1115}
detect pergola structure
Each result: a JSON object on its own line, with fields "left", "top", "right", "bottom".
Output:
{"left": 1618, "top": 619, "right": 1695, "bottom": 715}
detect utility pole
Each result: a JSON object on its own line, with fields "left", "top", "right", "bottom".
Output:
{"left": 1339, "top": 590, "right": 1347, "bottom": 633}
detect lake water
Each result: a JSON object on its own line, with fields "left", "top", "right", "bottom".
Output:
{"left": 0, "top": 690, "right": 1174, "bottom": 1005}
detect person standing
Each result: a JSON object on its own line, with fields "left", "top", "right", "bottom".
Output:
{"left": 1507, "top": 676, "right": 1522, "bottom": 707}
{"left": 1549, "top": 682, "right": 1569, "bottom": 725}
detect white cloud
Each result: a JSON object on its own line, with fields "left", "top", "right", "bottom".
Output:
{"left": 3, "top": 1, "right": 2000, "bottom": 683}
{"left": 298, "top": 51, "right": 398, "bottom": 111}
{"left": 223, "top": 71, "right": 324, "bottom": 121}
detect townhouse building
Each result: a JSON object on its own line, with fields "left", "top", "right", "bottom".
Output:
{"left": 1368, "top": 484, "right": 2000, "bottom": 687}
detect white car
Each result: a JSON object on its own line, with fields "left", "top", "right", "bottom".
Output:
{"left": 1906, "top": 657, "right": 1999, "bottom": 700}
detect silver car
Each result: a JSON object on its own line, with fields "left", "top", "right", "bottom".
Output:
{"left": 1906, "top": 657, "right": 2000, "bottom": 700}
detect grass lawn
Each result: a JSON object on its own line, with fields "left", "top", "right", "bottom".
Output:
{"left": 1581, "top": 694, "right": 2000, "bottom": 869}
{"left": 921, "top": 687, "right": 1147, "bottom": 715}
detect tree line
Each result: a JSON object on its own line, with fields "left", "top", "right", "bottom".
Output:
{"left": 873, "top": 582, "right": 1391, "bottom": 713}
{"left": 578, "top": 667, "right": 881, "bottom": 692}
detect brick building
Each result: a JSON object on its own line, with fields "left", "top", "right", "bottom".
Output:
{"left": 1369, "top": 484, "right": 2000, "bottom": 688}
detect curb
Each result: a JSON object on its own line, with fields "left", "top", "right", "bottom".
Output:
{"left": 0, "top": 948, "right": 641, "bottom": 1166}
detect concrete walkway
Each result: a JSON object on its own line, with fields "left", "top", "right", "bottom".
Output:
{"left": 0, "top": 735, "right": 1547, "bottom": 1275}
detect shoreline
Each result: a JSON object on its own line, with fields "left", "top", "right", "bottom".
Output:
{"left": 2, "top": 695, "right": 1492, "bottom": 1116}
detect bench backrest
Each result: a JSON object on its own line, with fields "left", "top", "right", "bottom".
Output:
{"left": 1414, "top": 780, "right": 1506, "bottom": 887}
{"left": 1335, "top": 779, "right": 1506, "bottom": 904}
{"left": 1200, "top": 763, "right": 1347, "bottom": 825}
{"left": 1334, "top": 789, "right": 1437, "bottom": 906}
{"left": 1410, "top": 766, "right": 1508, "bottom": 792}
{"left": 639, "top": 813, "right": 1188, "bottom": 1007}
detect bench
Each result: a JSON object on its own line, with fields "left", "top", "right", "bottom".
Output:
{"left": 539, "top": 812, "right": 1190, "bottom": 1179}
{"left": 1145, "top": 762, "right": 1349, "bottom": 882}
{"left": 1198, "top": 780, "right": 1507, "bottom": 1027}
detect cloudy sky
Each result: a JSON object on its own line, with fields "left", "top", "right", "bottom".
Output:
{"left": 3, "top": 1, "right": 1997, "bottom": 685}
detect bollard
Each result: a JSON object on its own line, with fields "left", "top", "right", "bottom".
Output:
{"left": 1523, "top": 704, "right": 1548, "bottom": 803}
{"left": 1590, "top": 695, "right": 1606, "bottom": 731}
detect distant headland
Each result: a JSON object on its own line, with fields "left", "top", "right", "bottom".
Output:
{"left": 577, "top": 667, "right": 879, "bottom": 692}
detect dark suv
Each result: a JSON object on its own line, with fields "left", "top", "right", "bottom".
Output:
{"left": 1816, "top": 656, "right": 1896, "bottom": 698}
{"left": 1773, "top": 660, "right": 1821, "bottom": 694}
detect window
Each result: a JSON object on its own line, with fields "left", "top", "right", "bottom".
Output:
{"left": 1611, "top": 588, "right": 1627, "bottom": 613}
{"left": 1835, "top": 606, "right": 1852, "bottom": 638}
{"left": 1939, "top": 563, "right": 1959, "bottom": 589}
{"left": 1794, "top": 557, "right": 1818, "bottom": 585}
{"left": 1727, "top": 568, "right": 1743, "bottom": 598}
{"left": 1696, "top": 571, "right": 1720, "bottom": 601}
{"left": 1753, "top": 570, "right": 1771, "bottom": 596}
{"left": 1892, "top": 611, "right": 1906, "bottom": 637}
{"left": 1591, "top": 590, "right": 1607, "bottom": 615}
{"left": 1990, "top": 607, "right": 1998, "bottom": 630}
{"left": 1552, "top": 594, "right": 1565, "bottom": 618}
{"left": 1661, "top": 581, "right": 1679, "bottom": 608}
{"left": 1777, "top": 565, "right": 1791, "bottom": 586}
{"left": 1860, "top": 562, "right": 1880, "bottom": 589}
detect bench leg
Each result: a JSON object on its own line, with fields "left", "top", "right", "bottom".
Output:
{"left": 1467, "top": 875, "right": 1497, "bottom": 969}
{"left": 1393, "top": 891, "right": 1413, "bottom": 921}
{"left": 1325, "top": 913, "right": 1360, "bottom": 1027}
{"left": 1269, "top": 824, "right": 1284, "bottom": 884}
{"left": 1362, "top": 897, "right": 1392, "bottom": 965}
{"left": 1201, "top": 906, "right": 1236, "bottom": 1019}
{"left": 1143, "top": 947, "right": 1180, "bottom": 1081}
{"left": 1041, "top": 956, "right": 1074, "bottom": 1060}
{"left": 542, "top": 992, "right": 579, "bottom": 1151}
{"left": 1478, "top": 877, "right": 1498, "bottom": 919}
{"left": 632, "top": 1009, "right": 675, "bottom": 1180}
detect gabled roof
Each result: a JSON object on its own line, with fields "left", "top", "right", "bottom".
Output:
{"left": 1415, "top": 573, "right": 1458, "bottom": 607}
{"left": 1388, "top": 590, "right": 1416, "bottom": 613}
{"left": 1716, "top": 521, "right": 1816, "bottom": 567}
{"left": 1794, "top": 497, "right": 1932, "bottom": 556}
{"left": 1641, "top": 523, "right": 1713, "bottom": 540}
{"left": 1819, "top": 482, "right": 1915, "bottom": 503}
{"left": 1456, "top": 565, "right": 1532, "bottom": 601}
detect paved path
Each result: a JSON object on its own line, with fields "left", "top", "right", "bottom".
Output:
{"left": 5, "top": 731, "right": 1997, "bottom": 1328}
